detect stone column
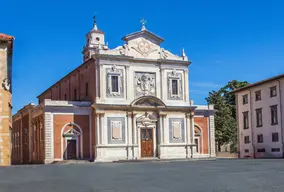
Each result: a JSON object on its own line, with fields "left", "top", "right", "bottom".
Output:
{"left": 96, "top": 114, "right": 100, "bottom": 145}
{"left": 100, "top": 113, "right": 105, "bottom": 145}
{"left": 127, "top": 112, "right": 132, "bottom": 159}
{"left": 162, "top": 114, "right": 167, "bottom": 144}
{"left": 185, "top": 113, "right": 191, "bottom": 158}
{"left": 132, "top": 113, "right": 137, "bottom": 159}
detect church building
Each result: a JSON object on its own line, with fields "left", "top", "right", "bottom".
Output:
{"left": 12, "top": 19, "right": 216, "bottom": 164}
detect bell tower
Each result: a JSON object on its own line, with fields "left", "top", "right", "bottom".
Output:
{"left": 83, "top": 16, "right": 108, "bottom": 62}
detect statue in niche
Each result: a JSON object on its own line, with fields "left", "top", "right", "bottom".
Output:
{"left": 135, "top": 73, "right": 155, "bottom": 96}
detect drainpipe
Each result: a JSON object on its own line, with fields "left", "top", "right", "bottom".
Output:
{"left": 277, "top": 80, "right": 283, "bottom": 157}
{"left": 249, "top": 89, "right": 256, "bottom": 158}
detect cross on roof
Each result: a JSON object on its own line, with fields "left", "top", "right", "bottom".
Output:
{"left": 140, "top": 18, "right": 147, "bottom": 30}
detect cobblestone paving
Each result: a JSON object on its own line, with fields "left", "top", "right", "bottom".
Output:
{"left": 0, "top": 159, "right": 283, "bottom": 192}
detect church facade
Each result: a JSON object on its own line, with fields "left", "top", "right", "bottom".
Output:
{"left": 12, "top": 20, "right": 216, "bottom": 164}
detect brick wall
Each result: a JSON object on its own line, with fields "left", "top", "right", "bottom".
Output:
{"left": 53, "top": 115, "right": 90, "bottom": 160}
{"left": 38, "top": 59, "right": 96, "bottom": 103}
{"left": 194, "top": 117, "right": 209, "bottom": 154}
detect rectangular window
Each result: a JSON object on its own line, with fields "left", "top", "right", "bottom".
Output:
{"left": 172, "top": 79, "right": 178, "bottom": 95}
{"left": 244, "top": 149, "right": 249, "bottom": 153}
{"left": 271, "top": 148, "right": 280, "bottom": 152}
{"left": 272, "top": 132, "right": 279, "bottom": 142}
{"left": 256, "top": 108, "right": 263, "bottom": 127}
{"left": 257, "top": 134, "right": 263, "bottom": 143}
{"left": 271, "top": 105, "right": 278, "bottom": 125}
{"left": 243, "top": 111, "right": 249, "bottom": 129}
{"left": 257, "top": 148, "right": 265, "bottom": 152}
{"left": 244, "top": 136, "right": 250, "bottom": 144}
{"left": 242, "top": 94, "right": 248, "bottom": 104}
{"left": 111, "top": 76, "right": 119, "bottom": 93}
{"left": 74, "top": 89, "right": 77, "bottom": 100}
{"left": 270, "top": 86, "right": 277, "bottom": 97}
{"left": 255, "top": 91, "right": 261, "bottom": 101}
{"left": 85, "top": 82, "right": 89, "bottom": 96}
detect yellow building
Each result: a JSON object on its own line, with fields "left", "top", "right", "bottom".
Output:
{"left": 0, "top": 33, "right": 14, "bottom": 165}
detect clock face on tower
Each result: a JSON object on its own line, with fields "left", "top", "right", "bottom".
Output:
{"left": 138, "top": 40, "right": 151, "bottom": 54}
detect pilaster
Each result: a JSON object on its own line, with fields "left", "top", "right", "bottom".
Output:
{"left": 99, "top": 64, "right": 105, "bottom": 99}
{"left": 127, "top": 112, "right": 132, "bottom": 159}
{"left": 44, "top": 112, "right": 53, "bottom": 164}
{"left": 190, "top": 110, "right": 196, "bottom": 157}
{"left": 184, "top": 69, "right": 188, "bottom": 102}
{"left": 209, "top": 115, "right": 216, "bottom": 157}
{"left": 126, "top": 65, "right": 131, "bottom": 100}
{"left": 132, "top": 113, "right": 137, "bottom": 159}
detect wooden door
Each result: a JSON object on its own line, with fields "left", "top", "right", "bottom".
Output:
{"left": 67, "top": 140, "right": 77, "bottom": 159}
{"left": 141, "top": 128, "right": 154, "bottom": 157}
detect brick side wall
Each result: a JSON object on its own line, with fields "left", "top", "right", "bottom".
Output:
{"left": 22, "top": 114, "right": 29, "bottom": 164}
{"left": 53, "top": 115, "right": 90, "bottom": 160}
{"left": 38, "top": 60, "right": 96, "bottom": 103}
{"left": 194, "top": 117, "right": 209, "bottom": 154}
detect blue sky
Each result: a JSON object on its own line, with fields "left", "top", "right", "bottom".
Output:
{"left": 1, "top": 0, "right": 284, "bottom": 113}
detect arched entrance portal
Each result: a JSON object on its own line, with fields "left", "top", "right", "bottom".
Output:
{"left": 131, "top": 96, "right": 164, "bottom": 158}
{"left": 61, "top": 122, "right": 83, "bottom": 160}
{"left": 194, "top": 125, "right": 203, "bottom": 154}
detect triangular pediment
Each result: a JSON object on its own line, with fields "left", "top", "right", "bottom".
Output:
{"left": 122, "top": 29, "right": 164, "bottom": 46}
{"left": 63, "top": 128, "right": 81, "bottom": 137}
{"left": 136, "top": 112, "right": 158, "bottom": 127}
{"left": 99, "top": 29, "right": 188, "bottom": 61}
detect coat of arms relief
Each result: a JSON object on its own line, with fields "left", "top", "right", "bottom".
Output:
{"left": 135, "top": 72, "right": 156, "bottom": 97}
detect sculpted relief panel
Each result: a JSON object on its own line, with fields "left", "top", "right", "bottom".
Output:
{"left": 135, "top": 72, "right": 156, "bottom": 98}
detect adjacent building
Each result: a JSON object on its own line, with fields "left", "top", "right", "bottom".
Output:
{"left": 234, "top": 74, "right": 284, "bottom": 158}
{"left": 12, "top": 19, "right": 216, "bottom": 164}
{"left": 0, "top": 33, "right": 14, "bottom": 165}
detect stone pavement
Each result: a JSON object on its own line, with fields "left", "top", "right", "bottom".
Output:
{"left": 0, "top": 159, "right": 283, "bottom": 192}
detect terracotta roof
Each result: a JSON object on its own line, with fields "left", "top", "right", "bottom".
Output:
{"left": 233, "top": 73, "right": 284, "bottom": 93}
{"left": 0, "top": 33, "right": 14, "bottom": 41}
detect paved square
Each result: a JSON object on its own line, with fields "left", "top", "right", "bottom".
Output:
{"left": 0, "top": 159, "right": 283, "bottom": 192}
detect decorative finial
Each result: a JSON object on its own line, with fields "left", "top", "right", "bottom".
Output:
{"left": 182, "top": 48, "right": 188, "bottom": 61}
{"left": 182, "top": 48, "right": 186, "bottom": 57}
{"left": 93, "top": 13, "right": 98, "bottom": 30}
{"left": 140, "top": 18, "right": 147, "bottom": 31}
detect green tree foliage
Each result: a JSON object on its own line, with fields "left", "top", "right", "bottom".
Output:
{"left": 206, "top": 80, "right": 249, "bottom": 152}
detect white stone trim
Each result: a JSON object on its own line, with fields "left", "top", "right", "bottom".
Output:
{"left": 64, "top": 137, "right": 79, "bottom": 160}
{"left": 137, "top": 123, "right": 157, "bottom": 158}
{"left": 44, "top": 112, "right": 53, "bottom": 163}
{"left": 194, "top": 123, "right": 204, "bottom": 154}
{"left": 209, "top": 115, "right": 216, "bottom": 157}
{"left": 60, "top": 122, "right": 83, "bottom": 160}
